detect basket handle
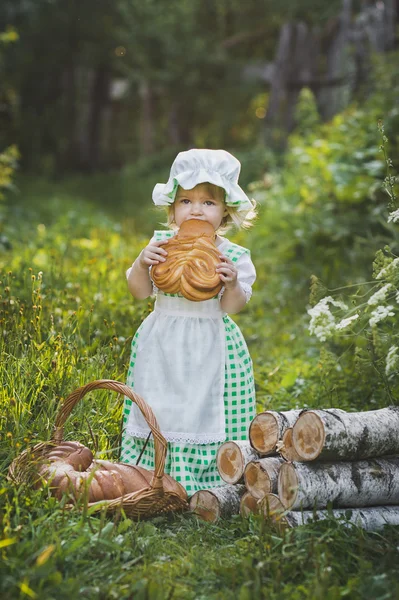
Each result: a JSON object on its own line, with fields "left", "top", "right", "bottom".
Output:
{"left": 52, "top": 379, "right": 166, "bottom": 493}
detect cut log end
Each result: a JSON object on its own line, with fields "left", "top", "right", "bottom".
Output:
{"left": 278, "top": 462, "right": 298, "bottom": 509}
{"left": 189, "top": 490, "right": 220, "bottom": 522}
{"left": 216, "top": 442, "right": 245, "bottom": 484}
{"left": 240, "top": 492, "right": 261, "bottom": 517}
{"left": 278, "top": 428, "right": 302, "bottom": 462}
{"left": 292, "top": 411, "right": 325, "bottom": 461}
{"left": 260, "top": 493, "right": 286, "bottom": 520}
{"left": 244, "top": 461, "right": 272, "bottom": 499}
{"left": 190, "top": 484, "right": 245, "bottom": 522}
{"left": 249, "top": 413, "right": 279, "bottom": 454}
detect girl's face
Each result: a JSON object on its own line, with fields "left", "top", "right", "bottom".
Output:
{"left": 173, "top": 184, "right": 228, "bottom": 231}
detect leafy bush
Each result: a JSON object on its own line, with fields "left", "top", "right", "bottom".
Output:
{"left": 244, "top": 51, "right": 399, "bottom": 411}
{"left": 305, "top": 123, "right": 399, "bottom": 409}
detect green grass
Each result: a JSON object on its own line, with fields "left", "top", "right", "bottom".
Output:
{"left": 2, "top": 499, "right": 399, "bottom": 600}
{"left": 1, "top": 178, "right": 399, "bottom": 599}
{"left": 2, "top": 53, "right": 399, "bottom": 598}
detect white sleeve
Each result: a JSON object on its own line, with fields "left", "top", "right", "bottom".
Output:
{"left": 236, "top": 252, "right": 256, "bottom": 302}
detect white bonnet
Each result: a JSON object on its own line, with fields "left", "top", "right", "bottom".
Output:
{"left": 152, "top": 149, "right": 253, "bottom": 214}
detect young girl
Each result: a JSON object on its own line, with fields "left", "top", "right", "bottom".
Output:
{"left": 121, "top": 149, "right": 257, "bottom": 494}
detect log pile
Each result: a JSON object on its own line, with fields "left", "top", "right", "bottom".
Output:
{"left": 189, "top": 406, "right": 399, "bottom": 531}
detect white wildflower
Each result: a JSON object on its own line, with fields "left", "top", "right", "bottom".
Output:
{"left": 369, "top": 305, "right": 395, "bottom": 327}
{"left": 387, "top": 209, "right": 399, "bottom": 223}
{"left": 385, "top": 345, "right": 399, "bottom": 377}
{"left": 94, "top": 293, "right": 103, "bottom": 302}
{"left": 367, "top": 283, "right": 393, "bottom": 306}
{"left": 335, "top": 313, "right": 359, "bottom": 331}
{"left": 308, "top": 297, "right": 343, "bottom": 342}
{"left": 376, "top": 257, "right": 399, "bottom": 280}
{"left": 321, "top": 296, "right": 348, "bottom": 310}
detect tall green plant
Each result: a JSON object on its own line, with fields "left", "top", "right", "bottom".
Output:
{"left": 0, "top": 27, "right": 19, "bottom": 237}
{"left": 307, "top": 124, "right": 399, "bottom": 406}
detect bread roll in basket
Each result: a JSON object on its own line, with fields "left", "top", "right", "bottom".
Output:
{"left": 8, "top": 380, "right": 188, "bottom": 519}
{"left": 152, "top": 219, "right": 222, "bottom": 301}
{"left": 34, "top": 440, "right": 186, "bottom": 504}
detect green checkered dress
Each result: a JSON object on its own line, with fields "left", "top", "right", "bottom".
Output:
{"left": 121, "top": 231, "right": 256, "bottom": 494}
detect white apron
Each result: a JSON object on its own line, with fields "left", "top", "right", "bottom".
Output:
{"left": 125, "top": 294, "right": 226, "bottom": 444}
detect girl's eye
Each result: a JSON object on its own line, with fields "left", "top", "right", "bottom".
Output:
{"left": 204, "top": 200, "right": 215, "bottom": 206}
{"left": 179, "top": 198, "right": 190, "bottom": 204}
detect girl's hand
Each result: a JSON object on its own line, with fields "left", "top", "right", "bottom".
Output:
{"left": 138, "top": 240, "right": 168, "bottom": 267}
{"left": 216, "top": 254, "right": 238, "bottom": 289}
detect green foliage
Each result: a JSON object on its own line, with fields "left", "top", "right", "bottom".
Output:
{"left": 0, "top": 26, "right": 19, "bottom": 205}
{"left": 241, "top": 51, "right": 399, "bottom": 412}
{"left": 305, "top": 120, "right": 399, "bottom": 409}
{"left": 1, "top": 46, "right": 399, "bottom": 600}
{"left": 0, "top": 144, "right": 19, "bottom": 202}
{"left": 0, "top": 197, "right": 153, "bottom": 469}
{"left": 0, "top": 27, "right": 19, "bottom": 45}
{"left": 1, "top": 483, "right": 399, "bottom": 599}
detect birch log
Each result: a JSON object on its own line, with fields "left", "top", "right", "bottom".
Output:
{"left": 216, "top": 441, "right": 259, "bottom": 484}
{"left": 249, "top": 410, "right": 302, "bottom": 455}
{"left": 240, "top": 491, "right": 261, "bottom": 517}
{"left": 244, "top": 457, "right": 284, "bottom": 499}
{"left": 276, "top": 428, "right": 302, "bottom": 462}
{"left": 284, "top": 507, "right": 399, "bottom": 531}
{"left": 278, "top": 457, "right": 399, "bottom": 510}
{"left": 259, "top": 493, "right": 286, "bottom": 519}
{"left": 189, "top": 484, "right": 246, "bottom": 522}
{"left": 292, "top": 407, "right": 399, "bottom": 462}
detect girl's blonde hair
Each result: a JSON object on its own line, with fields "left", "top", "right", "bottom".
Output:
{"left": 163, "top": 183, "right": 257, "bottom": 234}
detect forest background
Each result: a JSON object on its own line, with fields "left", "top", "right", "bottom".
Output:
{"left": 1, "top": 0, "right": 399, "bottom": 598}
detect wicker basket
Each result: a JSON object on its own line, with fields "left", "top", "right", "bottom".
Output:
{"left": 8, "top": 379, "right": 189, "bottom": 519}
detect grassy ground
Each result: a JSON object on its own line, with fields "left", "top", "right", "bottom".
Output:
{"left": 1, "top": 174, "right": 399, "bottom": 599}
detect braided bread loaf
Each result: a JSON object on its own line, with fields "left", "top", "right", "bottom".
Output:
{"left": 151, "top": 219, "right": 222, "bottom": 301}
{"left": 37, "top": 441, "right": 187, "bottom": 503}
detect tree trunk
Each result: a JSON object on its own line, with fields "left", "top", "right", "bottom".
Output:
{"left": 350, "top": 0, "right": 398, "bottom": 98}
{"left": 292, "top": 406, "right": 399, "bottom": 462}
{"left": 244, "top": 457, "right": 284, "bottom": 500}
{"left": 240, "top": 491, "right": 261, "bottom": 517}
{"left": 283, "top": 22, "right": 317, "bottom": 134}
{"left": 216, "top": 441, "right": 259, "bottom": 484}
{"left": 63, "top": 61, "right": 79, "bottom": 170}
{"left": 315, "top": 0, "right": 353, "bottom": 121}
{"left": 139, "top": 79, "right": 155, "bottom": 156}
{"left": 189, "top": 484, "right": 246, "bottom": 522}
{"left": 277, "top": 428, "right": 302, "bottom": 462}
{"left": 167, "top": 100, "right": 182, "bottom": 146}
{"left": 263, "top": 22, "right": 296, "bottom": 151}
{"left": 283, "top": 506, "right": 399, "bottom": 531}
{"left": 264, "top": 21, "right": 323, "bottom": 150}
{"left": 278, "top": 456, "right": 399, "bottom": 510}
{"left": 382, "top": 0, "right": 397, "bottom": 51}
{"left": 86, "top": 64, "right": 111, "bottom": 171}
{"left": 249, "top": 410, "right": 302, "bottom": 455}
{"left": 350, "top": 14, "right": 372, "bottom": 96}
{"left": 358, "top": 0, "right": 397, "bottom": 52}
